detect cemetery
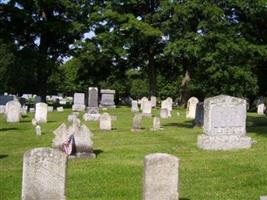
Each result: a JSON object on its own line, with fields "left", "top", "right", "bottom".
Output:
{"left": 1, "top": 1, "right": 267, "bottom": 200}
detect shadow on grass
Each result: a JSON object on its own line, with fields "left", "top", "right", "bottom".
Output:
{"left": 180, "top": 198, "right": 190, "bottom": 200}
{"left": 246, "top": 115, "right": 267, "bottom": 136}
{"left": 0, "top": 155, "right": 8, "bottom": 159}
{"left": 163, "top": 121, "right": 193, "bottom": 129}
{"left": 0, "top": 128, "right": 18, "bottom": 132}
{"left": 93, "top": 149, "right": 103, "bottom": 157}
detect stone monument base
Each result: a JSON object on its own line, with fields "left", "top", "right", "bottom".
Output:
{"left": 68, "top": 152, "right": 96, "bottom": 159}
{"left": 197, "top": 134, "right": 252, "bottom": 150}
{"left": 99, "top": 105, "right": 116, "bottom": 109}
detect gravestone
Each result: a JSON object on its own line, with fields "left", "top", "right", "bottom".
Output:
{"left": 166, "top": 97, "right": 173, "bottom": 111}
{"left": 197, "top": 95, "right": 252, "bottom": 150}
{"left": 72, "top": 93, "right": 85, "bottom": 111}
{"left": 150, "top": 96, "right": 157, "bottom": 108}
{"left": 35, "top": 125, "right": 41, "bottom": 136}
{"left": 141, "top": 97, "right": 149, "bottom": 110}
{"left": 52, "top": 120, "right": 95, "bottom": 159}
{"left": 160, "top": 108, "right": 169, "bottom": 119}
{"left": 29, "top": 108, "right": 35, "bottom": 113}
{"left": 5, "top": 100, "right": 21, "bottom": 123}
{"left": 143, "top": 153, "right": 179, "bottom": 200}
{"left": 100, "top": 89, "right": 116, "bottom": 108}
{"left": 194, "top": 102, "right": 204, "bottom": 128}
{"left": 150, "top": 117, "right": 162, "bottom": 131}
{"left": 83, "top": 107, "right": 100, "bottom": 121}
{"left": 34, "top": 96, "right": 41, "bottom": 104}
{"left": 142, "top": 100, "right": 152, "bottom": 117}
{"left": 131, "top": 113, "right": 142, "bottom": 131}
{"left": 21, "top": 105, "right": 28, "bottom": 116}
{"left": 48, "top": 106, "right": 54, "bottom": 112}
{"left": 21, "top": 148, "right": 67, "bottom": 200}
{"left": 260, "top": 196, "right": 267, "bottom": 200}
{"left": 88, "top": 87, "right": 98, "bottom": 108}
{"left": 186, "top": 97, "right": 199, "bottom": 119}
{"left": 99, "top": 112, "right": 112, "bottom": 130}
{"left": 0, "top": 105, "right": 5, "bottom": 114}
{"left": 0, "top": 95, "right": 14, "bottom": 105}
{"left": 35, "top": 103, "right": 48, "bottom": 124}
{"left": 161, "top": 99, "right": 171, "bottom": 117}
{"left": 57, "top": 107, "right": 64, "bottom": 112}
{"left": 131, "top": 100, "right": 139, "bottom": 112}
{"left": 257, "top": 103, "right": 265, "bottom": 115}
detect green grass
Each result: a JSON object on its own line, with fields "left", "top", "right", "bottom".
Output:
{"left": 1, "top": 106, "right": 267, "bottom": 200}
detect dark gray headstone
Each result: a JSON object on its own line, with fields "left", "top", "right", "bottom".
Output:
{"left": 88, "top": 87, "right": 98, "bottom": 108}
{"left": 100, "top": 89, "right": 115, "bottom": 108}
{"left": 0, "top": 95, "right": 14, "bottom": 105}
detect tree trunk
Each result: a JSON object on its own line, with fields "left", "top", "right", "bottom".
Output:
{"left": 148, "top": 46, "right": 156, "bottom": 96}
{"left": 180, "top": 70, "right": 191, "bottom": 106}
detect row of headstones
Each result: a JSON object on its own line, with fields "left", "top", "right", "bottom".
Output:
{"left": 21, "top": 148, "right": 178, "bottom": 200}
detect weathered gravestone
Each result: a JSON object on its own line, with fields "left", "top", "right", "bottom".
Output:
{"left": 186, "top": 97, "right": 199, "bottom": 119}
{"left": 257, "top": 103, "right": 265, "bottom": 115}
{"left": 21, "top": 105, "right": 28, "bottom": 116}
{"left": 72, "top": 93, "right": 85, "bottom": 111}
{"left": 150, "top": 117, "right": 162, "bottom": 131}
{"left": 35, "top": 103, "right": 48, "bottom": 124}
{"left": 5, "top": 100, "right": 21, "bottom": 123}
{"left": 197, "top": 95, "right": 252, "bottom": 150}
{"left": 194, "top": 102, "right": 204, "bottom": 128}
{"left": 143, "top": 153, "right": 179, "bottom": 200}
{"left": 160, "top": 108, "right": 169, "bottom": 119}
{"left": 83, "top": 107, "right": 100, "bottom": 121}
{"left": 142, "top": 100, "right": 152, "bottom": 117}
{"left": 35, "top": 125, "right": 42, "bottom": 136}
{"left": 52, "top": 119, "right": 95, "bottom": 159}
{"left": 140, "top": 97, "right": 149, "bottom": 110}
{"left": 57, "top": 107, "right": 64, "bottom": 112}
{"left": 131, "top": 100, "right": 139, "bottom": 113}
{"left": 150, "top": 96, "right": 157, "bottom": 108}
{"left": 21, "top": 148, "right": 67, "bottom": 200}
{"left": 99, "top": 112, "right": 112, "bottom": 131}
{"left": 166, "top": 97, "right": 173, "bottom": 111}
{"left": 0, "top": 105, "right": 5, "bottom": 114}
{"left": 161, "top": 99, "right": 171, "bottom": 117}
{"left": 0, "top": 95, "right": 14, "bottom": 105}
{"left": 48, "top": 106, "right": 54, "bottom": 112}
{"left": 100, "top": 89, "right": 116, "bottom": 108}
{"left": 88, "top": 87, "right": 98, "bottom": 108}
{"left": 131, "top": 113, "right": 143, "bottom": 131}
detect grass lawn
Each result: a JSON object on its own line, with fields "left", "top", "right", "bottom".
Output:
{"left": 1, "top": 106, "right": 267, "bottom": 200}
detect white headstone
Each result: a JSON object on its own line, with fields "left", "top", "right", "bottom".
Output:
{"left": 150, "top": 96, "right": 157, "bottom": 108}
{"left": 5, "top": 100, "right": 21, "bottom": 123}
{"left": 160, "top": 108, "right": 169, "bottom": 119}
{"left": 131, "top": 100, "right": 139, "bottom": 112}
{"left": 21, "top": 148, "right": 67, "bottom": 200}
{"left": 142, "top": 100, "right": 152, "bottom": 117}
{"left": 35, "top": 125, "right": 41, "bottom": 136}
{"left": 99, "top": 113, "right": 112, "bottom": 131}
{"left": 72, "top": 93, "right": 85, "bottom": 111}
{"left": 161, "top": 99, "right": 171, "bottom": 117}
{"left": 198, "top": 95, "right": 252, "bottom": 150}
{"left": 35, "top": 103, "right": 48, "bottom": 124}
{"left": 186, "top": 97, "right": 199, "bottom": 119}
{"left": 143, "top": 153, "right": 179, "bottom": 200}
{"left": 151, "top": 117, "right": 162, "bottom": 131}
{"left": 131, "top": 113, "right": 142, "bottom": 131}
{"left": 57, "top": 107, "right": 64, "bottom": 112}
{"left": 141, "top": 97, "right": 149, "bottom": 110}
{"left": 257, "top": 103, "right": 265, "bottom": 115}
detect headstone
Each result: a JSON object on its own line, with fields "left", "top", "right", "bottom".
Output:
{"left": 29, "top": 108, "right": 35, "bottom": 113}
{"left": 35, "top": 125, "right": 41, "bottom": 136}
{"left": 35, "top": 103, "right": 48, "bottom": 124}
{"left": 21, "top": 148, "right": 67, "bottom": 200}
{"left": 52, "top": 120, "right": 95, "bottom": 159}
{"left": 88, "top": 87, "right": 98, "bottom": 108}
{"left": 59, "top": 99, "right": 67, "bottom": 105}
{"left": 100, "top": 89, "right": 116, "bottom": 108}
{"left": 57, "top": 107, "right": 64, "bottom": 112}
{"left": 150, "top": 96, "right": 157, "bottom": 108}
{"left": 166, "top": 97, "right": 173, "bottom": 111}
{"left": 32, "top": 118, "right": 37, "bottom": 127}
{"left": 48, "top": 106, "right": 54, "bottom": 112}
{"left": 150, "top": 117, "right": 162, "bottom": 131}
{"left": 83, "top": 107, "right": 100, "bottom": 121}
{"left": 143, "top": 153, "right": 179, "bottom": 200}
{"left": 161, "top": 100, "right": 171, "bottom": 117}
{"left": 260, "top": 196, "right": 267, "bottom": 200}
{"left": 186, "top": 97, "right": 199, "bottom": 119}
{"left": 131, "top": 113, "right": 142, "bottom": 131}
{"left": 194, "top": 102, "right": 204, "bottom": 128}
{"left": 34, "top": 96, "right": 41, "bottom": 104}
{"left": 197, "top": 95, "right": 252, "bottom": 150}
{"left": 72, "top": 93, "right": 85, "bottom": 111}
{"left": 257, "top": 103, "right": 265, "bottom": 115}
{"left": 0, "top": 95, "right": 14, "bottom": 105}
{"left": 0, "top": 105, "right": 5, "bottom": 114}
{"left": 160, "top": 108, "right": 169, "bottom": 119}
{"left": 142, "top": 100, "right": 152, "bottom": 117}
{"left": 21, "top": 105, "right": 28, "bottom": 116}
{"left": 141, "top": 97, "right": 149, "bottom": 110}
{"left": 5, "top": 100, "right": 21, "bottom": 123}
{"left": 131, "top": 100, "right": 139, "bottom": 112}
{"left": 99, "top": 112, "right": 112, "bottom": 131}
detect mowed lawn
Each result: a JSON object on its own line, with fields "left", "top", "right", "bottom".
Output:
{"left": 1, "top": 106, "right": 267, "bottom": 200}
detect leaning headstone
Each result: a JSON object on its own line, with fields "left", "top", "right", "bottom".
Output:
{"left": 197, "top": 95, "right": 252, "bottom": 150}
{"left": 72, "top": 93, "right": 85, "bottom": 111}
{"left": 150, "top": 117, "right": 162, "bottom": 131}
{"left": 88, "top": 87, "right": 98, "bottom": 108}
{"left": 52, "top": 120, "right": 95, "bottom": 159}
{"left": 131, "top": 113, "right": 142, "bottom": 131}
{"left": 99, "top": 112, "right": 112, "bottom": 131}
{"left": 143, "top": 153, "right": 179, "bottom": 200}
{"left": 35, "top": 125, "right": 41, "bottom": 136}
{"left": 257, "top": 103, "right": 265, "bottom": 115}
{"left": 100, "top": 89, "right": 116, "bottom": 108}
{"left": 160, "top": 108, "right": 169, "bottom": 119}
{"left": 161, "top": 100, "right": 171, "bottom": 117}
{"left": 35, "top": 103, "right": 48, "bottom": 124}
{"left": 142, "top": 100, "right": 152, "bottom": 117}
{"left": 186, "top": 97, "right": 199, "bottom": 119}
{"left": 21, "top": 148, "right": 67, "bottom": 200}
{"left": 150, "top": 96, "right": 157, "bottom": 108}
{"left": 193, "top": 102, "right": 204, "bottom": 128}
{"left": 131, "top": 100, "right": 139, "bottom": 112}
{"left": 5, "top": 100, "right": 21, "bottom": 123}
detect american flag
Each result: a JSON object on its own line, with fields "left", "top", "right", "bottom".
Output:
{"left": 63, "top": 134, "right": 74, "bottom": 155}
